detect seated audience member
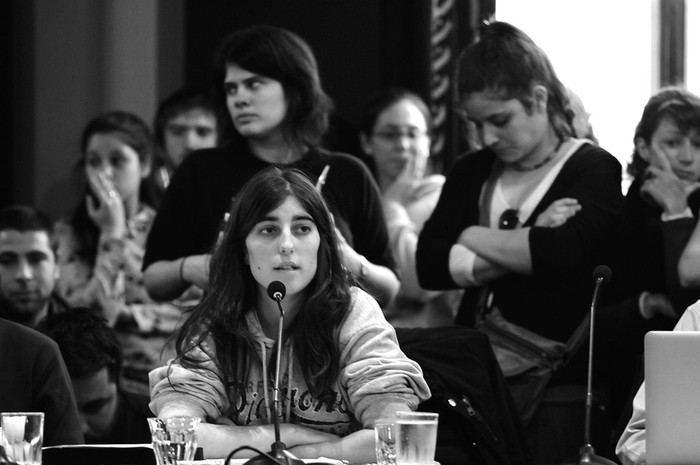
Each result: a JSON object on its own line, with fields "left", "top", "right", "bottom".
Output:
{"left": 359, "top": 88, "right": 461, "bottom": 327}
{"left": 150, "top": 168, "right": 430, "bottom": 462}
{"left": 596, "top": 87, "right": 700, "bottom": 423}
{"left": 147, "top": 86, "right": 220, "bottom": 206}
{"left": 674, "top": 94, "right": 700, "bottom": 285}
{"left": 142, "top": 25, "right": 399, "bottom": 309}
{"left": 414, "top": 21, "right": 623, "bottom": 460}
{"left": 37, "top": 309, "right": 152, "bottom": 444}
{"left": 0, "top": 317, "right": 83, "bottom": 445}
{"left": 615, "top": 300, "right": 700, "bottom": 464}
{"left": 0, "top": 205, "right": 68, "bottom": 328}
{"left": 605, "top": 86, "right": 700, "bottom": 316}
{"left": 53, "top": 110, "right": 188, "bottom": 395}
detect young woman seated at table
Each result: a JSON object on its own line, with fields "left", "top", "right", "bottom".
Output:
{"left": 149, "top": 167, "right": 430, "bottom": 462}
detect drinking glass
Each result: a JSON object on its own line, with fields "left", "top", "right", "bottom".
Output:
{"left": 1, "top": 412, "right": 44, "bottom": 465}
{"left": 148, "top": 417, "right": 200, "bottom": 465}
{"left": 374, "top": 421, "right": 396, "bottom": 465}
{"left": 394, "top": 411, "right": 439, "bottom": 465}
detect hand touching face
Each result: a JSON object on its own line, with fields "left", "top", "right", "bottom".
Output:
{"left": 638, "top": 115, "right": 700, "bottom": 185}
{"left": 362, "top": 98, "right": 430, "bottom": 185}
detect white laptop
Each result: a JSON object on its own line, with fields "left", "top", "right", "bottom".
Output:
{"left": 645, "top": 331, "right": 700, "bottom": 464}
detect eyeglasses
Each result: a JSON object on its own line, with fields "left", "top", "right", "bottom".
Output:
{"left": 373, "top": 129, "right": 428, "bottom": 143}
{"left": 499, "top": 209, "right": 520, "bottom": 230}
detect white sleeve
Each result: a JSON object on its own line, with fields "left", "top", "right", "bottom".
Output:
{"left": 616, "top": 382, "right": 648, "bottom": 465}
{"left": 449, "top": 244, "right": 479, "bottom": 287}
{"left": 615, "top": 301, "right": 700, "bottom": 464}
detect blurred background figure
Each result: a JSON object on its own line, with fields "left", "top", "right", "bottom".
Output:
{"left": 147, "top": 86, "right": 220, "bottom": 206}
{"left": 53, "top": 110, "right": 188, "bottom": 395}
{"left": 0, "top": 205, "right": 68, "bottom": 328}
{"left": 359, "top": 88, "right": 461, "bottom": 327}
{"left": 0, "top": 317, "right": 84, "bottom": 445}
{"left": 37, "top": 309, "right": 152, "bottom": 444}
{"left": 565, "top": 87, "right": 598, "bottom": 145}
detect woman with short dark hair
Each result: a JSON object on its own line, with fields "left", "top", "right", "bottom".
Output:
{"left": 143, "top": 25, "right": 399, "bottom": 309}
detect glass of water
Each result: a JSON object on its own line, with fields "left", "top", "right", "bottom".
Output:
{"left": 394, "top": 411, "right": 439, "bottom": 465}
{"left": 375, "top": 421, "right": 396, "bottom": 465}
{"left": 1, "top": 412, "right": 44, "bottom": 465}
{"left": 148, "top": 417, "right": 201, "bottom": 465}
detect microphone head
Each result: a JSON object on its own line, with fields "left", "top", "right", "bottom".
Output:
{"left": 266, "top": 281, "right": 286, "bottom": 301}
{"left": 592, "top": 265, "right": 612, "bottom": 284}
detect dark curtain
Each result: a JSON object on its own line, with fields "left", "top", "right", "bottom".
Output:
{"left": 2, "top": 0, "right": 35, "bottom": 208}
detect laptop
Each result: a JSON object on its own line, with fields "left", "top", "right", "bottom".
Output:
{"left": 645, "top": 331, "right": 700, "bottom": 464}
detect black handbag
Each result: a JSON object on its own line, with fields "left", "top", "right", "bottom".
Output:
{"left": 476, "top": 303, "right": 589, "bottom": 425}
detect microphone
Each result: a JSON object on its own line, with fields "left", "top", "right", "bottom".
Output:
{"left": 267, "top": 281, "right": 286, "bottom": 304}
{"left": 561, "top": 265, "right": 616, "bottom": 465}
{"left": 241, "top": 281, "right": 304, "bottom": 465}
{"left": 592, "top": 264, "right": 612, "bottom": 286}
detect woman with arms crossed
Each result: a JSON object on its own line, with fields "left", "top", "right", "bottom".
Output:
{"left": 415, "top": 21, "right": 623, "bottom": 447}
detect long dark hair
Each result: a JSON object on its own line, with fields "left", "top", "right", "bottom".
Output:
{"left": 68, "top": 110, "right": 153, "bottom": 267}
{"left": 213, "top": 24, "right": 333, "bottom": 151}
{"left": 456, "top": 21, "right": 574, "bottom": 143}
{"left": 175, "top": 167, "right": 352, "bottom": 403}
{"left": 627, "top": 86, "right": 700, "bottom": 178}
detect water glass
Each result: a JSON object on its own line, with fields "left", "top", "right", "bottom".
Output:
{"left": 148, "top": 417, "right": 200, "bottom": 465}
{"left": 394, "top": 411, "right": 439, "bottom": 465}
{"left": 1, "top": 412, "right": 44, "bottom": 465}
{"left": 374, "top": 421, "right": 396, "bottom": 465}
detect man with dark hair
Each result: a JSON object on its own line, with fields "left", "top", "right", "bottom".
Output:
{"left": 0, "top": 318, "right": 84, "bottom": 445}
{"left": 0, "top": 204, "right": 69, "bottom": 328}
{"left": 147, "top": 86, "right": 220, "bottom": 206}
{"left": 37, "top": 309, "right": 152, "bottom": 444}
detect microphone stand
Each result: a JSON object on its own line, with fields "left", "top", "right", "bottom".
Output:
{"left": 244, "top": 295, "right": 304, "bottom": 465}
{"left": 561, "top": 267, "right": 616, "bottom": 465}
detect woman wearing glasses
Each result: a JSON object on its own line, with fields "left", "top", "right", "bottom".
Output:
{"left": 142, "top": 25, "right": 399, "bottom": 308}
{"left": 415, "top": 20, "right": 623, "bottom": 436}
{"left": 359, "top": 88, "right": 462, "bottom": 327}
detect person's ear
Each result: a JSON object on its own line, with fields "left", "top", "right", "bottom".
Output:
{"left": 531, "top": 85, "right": 548, "bottom": 113}
{"left": 636, "top": 136, "right": 651, "bottom": 162}
{"left": 360, "top": 132, "right": 373, "bottom": 157}
{"left": 140, "top": 157, "right": 152, "bottom": 179}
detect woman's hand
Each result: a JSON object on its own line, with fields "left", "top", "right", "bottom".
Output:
{"left": 383, "top": 155, "right": 423, "bottom": 206}
{"left": 639, "top": 292, "right": 676, "bottom": 320}
{"left": 288, "top": 428, "right": 374, "bottom": 463}
{"left": 641, "top": 165, "right": 688, "bottom": 215}
{"left": 335, "top": 227, "right": 363, "bottom": 274}
{"left": 85, "top": 168, "right": 126, "bottom": 237}
{"left": 535, "top": 198, "right": 582, "bottom": 227}
{"left": 193, "top": 421, "right": 339, "bottom": 459}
